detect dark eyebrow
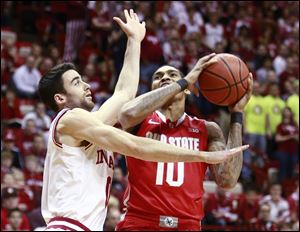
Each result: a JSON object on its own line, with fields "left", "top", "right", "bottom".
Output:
{"left": 70, "top": 76, "right": 80, "bottom": 84}
{"left": 152, "top": 70, "right": 180, "bottom": 79}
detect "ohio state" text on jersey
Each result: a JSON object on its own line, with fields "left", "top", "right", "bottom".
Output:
{"left": 145, "top": 132, "right": 200, "bottom": 151}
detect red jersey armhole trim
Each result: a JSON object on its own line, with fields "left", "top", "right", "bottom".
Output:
{"left": 52, "top": 109, "right": 69, "bottom": 148}
{"left": 49, "top": 216, "right": 91, "bottom": 231}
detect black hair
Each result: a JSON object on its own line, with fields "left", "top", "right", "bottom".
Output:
{"left": 7, "top": 208, "right": 21, "bottom": 218}
{"left": 38, "top": 63, "right": 76, "bottom": 112}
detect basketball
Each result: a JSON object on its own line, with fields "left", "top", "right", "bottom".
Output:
{"left": 198, "top": 53, "right": 250, "bottom": 106}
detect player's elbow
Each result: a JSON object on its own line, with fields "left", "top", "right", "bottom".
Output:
{"left": 118, "top": 105, "right": 136, "bottom": 129}
{"left": 216, "top": 179, "right": 237, "bottom": 190}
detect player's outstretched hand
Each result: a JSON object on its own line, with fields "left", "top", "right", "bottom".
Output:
{"left": 184, "top": 53, "right": 217, "bottom": 96}
{"left": 201, "top": 145, "right": 249, "bottom": 164}
{"left": 113, "top": 9, "right": 146, "bottom": 42}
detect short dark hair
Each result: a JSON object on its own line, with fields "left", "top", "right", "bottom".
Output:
{"left": 38, "top": 63, "right": 76, "bottom": 112}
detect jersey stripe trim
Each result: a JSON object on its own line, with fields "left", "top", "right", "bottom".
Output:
{"left": 84, "top": 143, "right": 93, "bottom": 150}
{"left": 52, "top": 109, "right": 69, "bottom": 148}
{"left": 46, "top": 225, "right": 76, "bottom": 231}
{"left": 48, "top": 216, "right": 91, "bottom": 231}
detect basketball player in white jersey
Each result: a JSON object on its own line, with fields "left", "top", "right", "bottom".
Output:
{"left": 38, "top": 9, "right": 249, "bottom": 231}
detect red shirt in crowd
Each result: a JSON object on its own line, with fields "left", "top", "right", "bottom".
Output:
{"left": 276, "top": 122, "right": 298, "bottom": 154}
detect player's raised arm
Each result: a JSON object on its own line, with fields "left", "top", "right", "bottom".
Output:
{"left": 58, "top": 108, "right": 249, "bottom": 163}
{"left": 95, "top": 9, "right": 146, "bottom": 125}
{"left": 118, "top": 53, "right": 217, "bottom": 130}
{"left": 208, "top": 74, "right": 253, "bottom": 189}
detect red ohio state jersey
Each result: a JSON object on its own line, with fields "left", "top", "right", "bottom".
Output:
{"left": 123, "top": 111, "right": 209, "bottom": 222}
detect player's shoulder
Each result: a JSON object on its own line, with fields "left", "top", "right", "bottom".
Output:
{"left": 143, "top": 111, "right": 161, "bottom": 124}
{"left": 57, "top": 108, "right": 93, "bottom": 131}
{"left": 185, "top": 113, "right": 207, "bottom": 126}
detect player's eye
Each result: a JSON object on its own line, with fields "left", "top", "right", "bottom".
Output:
{"left": 170, "top": 73, "right": 177, "bottom": 77}
{"left": 153, "top": 76, "right": 160, "bottom": 80}
{"left": 75, "top": 80, "right": 80, "bottom": 86}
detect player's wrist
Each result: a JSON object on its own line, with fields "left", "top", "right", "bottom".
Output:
{"left": 176, "top": 79, "right": 188, "bottom": 91}
{"left": 230, "top": 112, "right": 243, "bottom": 125}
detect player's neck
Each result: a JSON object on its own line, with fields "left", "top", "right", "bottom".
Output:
{"left": 159, "top": 100, "right": 185, "bottom": 122}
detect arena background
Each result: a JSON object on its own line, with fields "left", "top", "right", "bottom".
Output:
{"left": 1, "top": 1, "right": 299, "bottom": 231}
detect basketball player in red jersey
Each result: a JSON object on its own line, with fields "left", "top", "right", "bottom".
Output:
{"left": 116, "top": 59, "right": 253, "bottom": 231}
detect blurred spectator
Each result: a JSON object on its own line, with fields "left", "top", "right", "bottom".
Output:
{"left": 1, "top": 88, "right": 23, "bottom": 128}
{"left": 30, "top": 43, "right": 43, "bottom": 68}
{"left": 63, "top": 1, "right": 87, "bottom": 62}
{"left": 21, "top": 102, "right": 51, "bottom": 133}
{"left": 1, "top": 150, "right": 16, "bottom": 180}
{"left": 23, "top": 155, "right": 43, "bottom": 208}
{"left": 244, "top": 81, "right": 268, "bottom": 152}
{"left": 180, "top": 2, "right": 204, "bottom": 36}
{"left": 48, "top": 45, "right": 63, "bottom": 65}
{"left": 1, "top": 187, "right": 31, "bottom": 231}
{"left": 202, "top": 10, "right": 224, "bottom": 50}
{"left": 204, "top": 187, "right": 239, "bottom": 226}
{"left": 253, "top": 44, "right": 269, "bottom": 70}
{"left": 26, "top": 207, "right": 46, "bottom": 231}
{"left": 249, "top": 203, "right": 279, "bottom": 231}
{"left": 265, "top": 82, "right": 286, "bottom": 160}
{"left": 103, "top": 207, "right": 121, "bottom": 231}
{"left": 243, "top": 81, "right": 268, "bottom": 182}
{"left": 275, "top": 107, "right": 299, "bottom": 183}
{"left": 90, "top": 1, "right": 112, "bottom": 53}
{"left": 256, "top": 57, "right": 275, "bottom": 84}
{"left": 1, "top": 129, "right": 24, "bottom": 169}
{"left": 38, "top": 57, "right": 54, "bottom": 76}
{"left": 259, "top": 183, "right": 290, "bottom": 224}
{"left": 279, "top": 57, "right": 299, "bottom": 96}
{"left": 19, "top": 119, "right": 37, "bottom": 154}
{"left": 12, "top": 169, "right": 34, "bottom": 213}
{"left": 24, "top": 133, "right": 47, "bottom": 166}
{"left": 273, "top": 44, "right": 289, "bottom": 77}
{"left": 110, "top": 167, "right": 127, "bottom": 211}
{"left": 162, "top": 29, "right": 185, "bottom": 70}
{"left": 5, "top": 208, "right": 25, "bottom": 231}
{"left": 287, "top": 183, "right": 299, "bottom": 224}
{"left": 138, "top": 16, "right": 164, "bottom": 95}
{"left": 237, "top": 186, "right": 260, "bottom": 225}
{"left": 11, "top": 55, "right": 41, "bottom": 99}
{"left": 286, "top": 80, "right": 299, "bottom": 125}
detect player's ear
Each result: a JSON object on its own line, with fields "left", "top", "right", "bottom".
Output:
{"left": 54, "top": 93, "right": 66, "bottom": 105}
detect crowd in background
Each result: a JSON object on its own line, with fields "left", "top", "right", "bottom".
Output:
{"left": 1, "top": 1, "right": 299, "bottom": 231}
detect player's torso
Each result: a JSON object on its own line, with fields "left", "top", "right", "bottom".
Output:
{"left": 124, "top": 111, "right": 208, "bottom": 221}
{"left": 42, "top": 109, "right": 114, "bottom": 231}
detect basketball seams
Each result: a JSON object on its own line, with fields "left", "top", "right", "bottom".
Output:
{"left": 219, "top": 56, "right": 239, "bottom": 101}
{"left": 200, "top": 68, "right": 231, "bottom": 104}
{"left": 198, "top": 53, "right": 249, "bottom": 106}
{"left": 200, "top": 75, "right": 249, "bottom": 91}
{"left": 239, "top": 59, "right": 249, "bottom": 91}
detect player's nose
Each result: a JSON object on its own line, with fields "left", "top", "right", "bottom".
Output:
{"left": 161, "top": 74, "right": 171, "bottom": 82}
{"left": 83, "top": 81, "right": 91, "bottom": 90}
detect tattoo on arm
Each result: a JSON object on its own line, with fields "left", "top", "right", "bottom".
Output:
{"left": 207, "top": 122, "right": 243, "bottom": 189}
{"left": 120, "top": 83, "right": 182, "bottom": 129}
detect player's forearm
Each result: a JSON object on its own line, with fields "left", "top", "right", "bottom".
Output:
{"left": 114, "top": 38, "right": 141, "bottom": 99}
{"left": 119, "top": 83, "right": 182, "bottom": 129}
{"left": 210, "top": 121, "right": 243, "bottom": 189}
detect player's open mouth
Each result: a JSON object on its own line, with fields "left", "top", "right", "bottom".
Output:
{"left": 160, "top": 82, "right": 171, "bottom": 87}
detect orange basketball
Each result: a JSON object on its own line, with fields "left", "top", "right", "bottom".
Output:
{"left": 198, "top": 53, "right": 250, "bottom": 106}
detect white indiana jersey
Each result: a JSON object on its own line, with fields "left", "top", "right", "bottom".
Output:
{"left": 41, "top": 109, "right": 114, "bottom": 231}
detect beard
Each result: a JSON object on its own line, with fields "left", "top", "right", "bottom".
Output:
{"left": 66, "top": 94, "right": 95, "bottom": 111}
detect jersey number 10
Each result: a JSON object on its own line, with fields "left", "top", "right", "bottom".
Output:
{"left": 155, "top": 162, "right": 184, "bottom": 187}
